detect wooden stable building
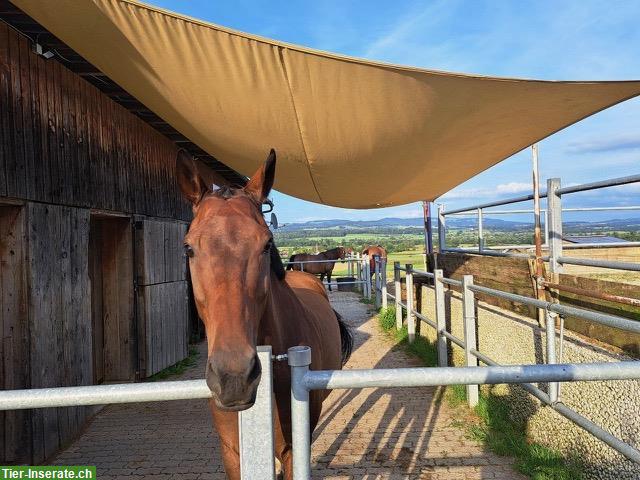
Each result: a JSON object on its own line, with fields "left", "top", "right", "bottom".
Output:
{"left": 0, "top": 1, "right": 243, "bottom": 464}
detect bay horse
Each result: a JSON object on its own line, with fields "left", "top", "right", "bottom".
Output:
{"left": 362, "top": 245, "right": 387, "bottom": 277}
{"left": 176, "top": 149, "right": 352, "bottom": 480}
{"left": 286, "top": 247, "right": 346, "bottom": 291}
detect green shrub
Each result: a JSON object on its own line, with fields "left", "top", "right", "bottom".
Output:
{"left": 148, "top": 345, "right": 199, "bottom": 381}
{"left": 378, "top": 307, "right": 396, "bottom": 331}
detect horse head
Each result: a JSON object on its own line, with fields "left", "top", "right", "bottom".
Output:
{"left": 176, "top": 149, "right": 283, "bottom": 411}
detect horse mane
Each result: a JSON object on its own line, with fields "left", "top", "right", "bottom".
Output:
{"left": 270, "top": 244, "right": 286, "bottom": 280}
{"left": 207, "top": 186, "right": 285, "bottom": 281}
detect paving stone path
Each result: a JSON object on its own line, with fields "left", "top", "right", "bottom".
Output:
{"left": 52, "top": 291, "right": 526, "bottom": 479}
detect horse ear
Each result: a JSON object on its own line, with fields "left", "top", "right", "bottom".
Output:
{"left": 244, "top": 149, "right": 276, "bottom": 204}
{"left": 176, "top": 150, "right": 207, "bottom": 206}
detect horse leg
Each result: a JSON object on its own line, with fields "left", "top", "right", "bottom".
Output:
{"left": 209, "top": 402, "right": 241, "bottom": 480}
{"left": 327, "top": 270, "right": 332, "bottom": 292}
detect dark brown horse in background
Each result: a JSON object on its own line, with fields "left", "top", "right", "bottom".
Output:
{"left": 177, "top": 149, "right": 352, "bottom": 480}
{"left": 362, "top": 245, "right": 387, "bottom": 277}
{"left": 286, "top": 247, "right": 346, "bottom": 291}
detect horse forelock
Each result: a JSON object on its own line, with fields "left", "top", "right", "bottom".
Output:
{"left": 197, "top": 187, "right": 285, "bottom": 281}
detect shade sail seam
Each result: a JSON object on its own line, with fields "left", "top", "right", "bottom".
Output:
{"left": 276, "top": 46, "right": 324, "bottom": 203}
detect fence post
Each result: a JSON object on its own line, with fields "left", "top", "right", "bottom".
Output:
{"left": 477, "top": 207, "right": 484, "bottom": 252}
{"left": 405, "top": 264, "right": 415, "bottom": 343}
{"left": 355, "top": 253, "right": 362, "bottom": 292}
{"left": 363, "top": 255, "right": 371, "bottom": 299}
{"left": 434, "top": 269, "right": 447, "bottom": 367}
{"left": 288, "top": 346, "right": 312, "bottom": 480}
{"left": 438, "top": 204, "right": 446, "bottom": 252}
{"left": 347, "top": 253, "right": 353, "bottom": 277}
{"left": 547, "top": 178, "right": 563, "bottom": 279}
{"left": 239, "top": 346, "right": 276, "bottom": 479}
{"left": 374, "top": 255, "right": 381, "bottom": 309}
{"left": 381, "top": 257, "right": 388, "bottom": 309}
{"left": 394, "top": 262, "right": 402, "bottom": 329}
{"left": 462, "top": 275, "right": 479, "bottom": 407}
{"left": 546, "top": 310, "right": 559, "bottom": 403}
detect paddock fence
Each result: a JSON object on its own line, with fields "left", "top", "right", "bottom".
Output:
{"left": 282, "top": 254, "right": 373, "bottom": 297}
{"left": 1, "top": 256, "right": 640, "bottom": 478}
{"left": 0, "top": 176, "right": 638, "bottom": 479}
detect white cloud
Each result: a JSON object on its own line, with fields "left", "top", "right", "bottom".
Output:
{"left": 440, "top": 182, "right": 531, "bottom": 200}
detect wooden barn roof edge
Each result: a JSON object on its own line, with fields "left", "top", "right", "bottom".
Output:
{"left": 0, "top": 0, "right": 248, "bottom": 187}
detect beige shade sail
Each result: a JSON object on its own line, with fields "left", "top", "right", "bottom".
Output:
{"left": 13, "top": 0, "right": 640, "bottom": 208}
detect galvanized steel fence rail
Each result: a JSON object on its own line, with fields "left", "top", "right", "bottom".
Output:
{"left": 1, "top": 244, "right": 638, "bottom": 479}
{"left": 367, "top": 256, "right": 640, "bottom": 475}
{"left": 282, "top": 254, "right": 372, "bottom": 298}
{"left": 437, "top": 173, "right": 640, "bottom": 274}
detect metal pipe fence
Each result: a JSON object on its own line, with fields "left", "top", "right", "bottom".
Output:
{"left": 437, "top": 173, "right": 640, "bottom": 276}
{"left": 1, "top": 254, "right": 639, "bottom": 479}
{"left": 368, "top": 256, "right": 640, "bottom": 476}
{"left": 282, "top": 254, "right": 372, "bottom": 298}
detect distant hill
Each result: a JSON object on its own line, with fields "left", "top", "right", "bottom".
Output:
{"left": 278, "top": 216, "right": 640, "bottom": 232}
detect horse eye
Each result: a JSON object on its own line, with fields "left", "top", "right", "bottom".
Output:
{"left": 262, "top": 239, "right": 273, "bottom": 254}
{"left": 184, "top": 244, "right": 195, "bottom": 258}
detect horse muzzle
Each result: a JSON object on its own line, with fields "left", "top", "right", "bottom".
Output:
{"left": 206, "top": 352, "right": 261, "bottom": 411}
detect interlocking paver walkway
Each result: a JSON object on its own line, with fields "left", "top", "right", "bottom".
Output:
{"left": 51, "top": 291, "right": 525, "bottom": 479}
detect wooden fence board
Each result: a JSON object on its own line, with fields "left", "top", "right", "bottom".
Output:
{"left": 436, "top": 252, "right": 537, "bottom": 318}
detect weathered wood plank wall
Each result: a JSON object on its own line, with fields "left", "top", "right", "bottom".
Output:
{"left": 27, "top": 203, "right": 92, "bottom": 463}
{"left": 0, "top": 206, "right": 29, "bottom": 463}
{"left": 435, "top": 252, "right": 537, "bottom": 318}
{"left": 0, "top": 22, "right": 190, "bottom": 220}
{"left": 135, "top": 219, "right": 189, "bottom": 377}
{"left": 0, "top": 22, "right": 199, "bottom": 464}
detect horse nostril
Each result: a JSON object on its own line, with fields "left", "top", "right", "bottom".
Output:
{"left": 246, "top": 355, "right": 261, "bottom": 383}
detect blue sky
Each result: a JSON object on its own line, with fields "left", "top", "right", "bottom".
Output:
{"left": 150, "top": 0, "right": 640, "bottom": 223}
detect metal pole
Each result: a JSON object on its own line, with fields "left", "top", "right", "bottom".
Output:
{"left": 363, "top": 255, "right": 371, "bottom": 299}
{"left": 545, "top": 311, "right": 559, "bottom": 403}
{"left": 462, "top": 275, "right": 479, "bottom": 407}
{"left": 381, "top": 257, "right": 388, "bottom": 309}
{"left": 434, "top": 270, "right": 448, "bottom": 367}
{"left": 239, "top": 346, "right": 275, "bottom": 480}
{"left": 423, "top": 201, "right": 434, "bottom": 268}
{"left": 438, "top": 204, "right": 446, "bottom": 252}
{"left": 547, "top": 178, "right": 564, "bottom": 279}
{"left": 532, "top": 144, "right": 545, "bottom": 326}
{"left": 288, "top": 346, "right": 312, "bottom": 480}
{"left": 394, "top": 262, "right": 402, "bottom": 329}
{"left": 406, "top": 264, "right": 415, "bottom": 342}
{"left": 374, "top": 255, "right": 381, "bottom": 309}
{"left": 477, "top": 207, "right": 484, "bottom": 252}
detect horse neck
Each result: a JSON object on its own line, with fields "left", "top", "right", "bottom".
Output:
{"left": 258, "top": 272, "right": 311, "bottom": 355}
{"left": 324, "top": 248, "right": 341, "bottom": 260}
